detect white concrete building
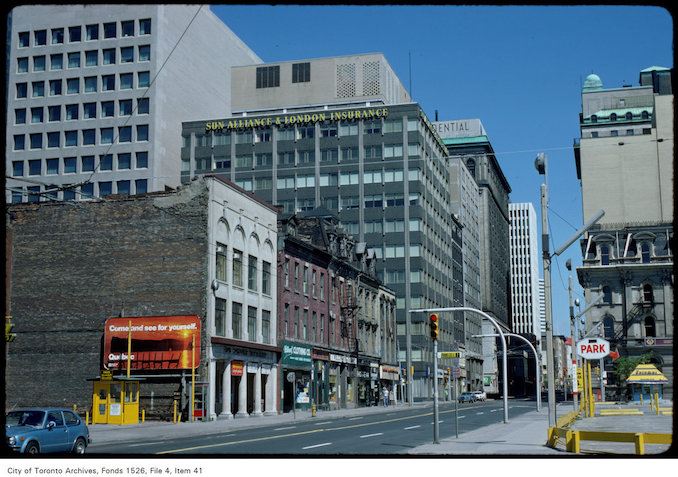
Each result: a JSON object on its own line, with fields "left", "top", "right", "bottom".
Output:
{"left": 509, "top": 202, "right": 541, "bottom": 349}
{"left": 7, "top": 4, "right": 260, "bottom": 203}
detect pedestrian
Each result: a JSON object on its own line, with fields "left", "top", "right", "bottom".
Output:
{"left": 383, "top": 386, "right": 389, "bottom": 407}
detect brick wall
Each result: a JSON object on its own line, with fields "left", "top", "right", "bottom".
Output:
{"left": 6, "top": 181, "right": 210, "bottom": 411}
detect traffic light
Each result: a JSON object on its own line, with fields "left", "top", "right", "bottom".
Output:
{"left": 429, "top": 313, "right": 439, "bottom": 340}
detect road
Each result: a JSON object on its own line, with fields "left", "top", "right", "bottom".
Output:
{"left": 87, "top": 398, "right": 538, "bottom": 455}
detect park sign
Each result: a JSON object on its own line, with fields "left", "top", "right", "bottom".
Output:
{"left": 577, "top": 337, "right": 610, "bottom": 360}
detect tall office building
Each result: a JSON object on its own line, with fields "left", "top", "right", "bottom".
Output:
{"left": 182, "top": 53, "right": 457, "bottom": 398}
{"left": 6, "top": 5, "right": 260, "bottom": 203}
{"left": 573, "top": 66, "right": 673, "bottom": 399}
{"left": 509, "top": 202, "right": 541, "bottom": 348}
{"left": 435, "top": 119, "right": 511, "bottom": 396}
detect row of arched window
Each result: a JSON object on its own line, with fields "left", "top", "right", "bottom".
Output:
{"left": 590, "top": 110, "right": 650, "bottom": 123}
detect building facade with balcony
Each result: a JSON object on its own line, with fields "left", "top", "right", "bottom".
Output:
{"left": 574, "top": 66, "right": 673, "bottom": 399}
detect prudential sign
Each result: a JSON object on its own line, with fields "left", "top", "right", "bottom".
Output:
{"left": 577, "top": 337, "right": 610, "bottom": 360}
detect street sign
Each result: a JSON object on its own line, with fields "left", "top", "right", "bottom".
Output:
{"left": 577, "top": 337, "right": 610, "bottom": 359}
{"left": 438, "top": 351, "right": 461, "bottom": 358}
{"left": 452, "top": 367, "right": 461, "bottom": 378}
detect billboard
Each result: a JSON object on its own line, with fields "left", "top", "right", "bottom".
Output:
{"left": 103, "top": 316, "right": 201, "bottom": 370}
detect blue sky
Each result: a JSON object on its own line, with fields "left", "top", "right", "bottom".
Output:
{"left": 211, "top": 4, "right": 673, "bottom": 336}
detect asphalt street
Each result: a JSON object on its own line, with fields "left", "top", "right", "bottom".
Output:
{"left": 86, "top": 399, "right": 535, "bottom": 455}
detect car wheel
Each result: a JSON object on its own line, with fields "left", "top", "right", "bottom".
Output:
{"left": 25, "top": 442, "right": 40, "bottom": 454}
{"left": 72, "top": 437, "right": 87, "bottom": 454}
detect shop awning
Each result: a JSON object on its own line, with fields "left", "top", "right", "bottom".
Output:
{"left": 625, "top": 363, "right": 669, "bottom": 384}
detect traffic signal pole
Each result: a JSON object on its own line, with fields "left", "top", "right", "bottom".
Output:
{"left": 430, "top": 313, "right": 440, "bottom": 444}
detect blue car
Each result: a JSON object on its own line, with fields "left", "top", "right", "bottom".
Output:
{"left": 6, "top": 408, "right": 90, "bottom": 454}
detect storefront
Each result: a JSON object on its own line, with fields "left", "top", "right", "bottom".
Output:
{"left": 329, "top": 352, "right": 356, "bottom": 408}
{"left": 281, "top": 341, "right": 312, "bottom": 411}
{"left": 211, "top": 340, "right": 279, "bottom": 419}
{"left": 379, "top": 365, "right": 400, "bottom": 404}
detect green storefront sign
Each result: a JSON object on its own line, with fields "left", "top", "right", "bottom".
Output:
{"left": 281, "top": 341, "right": 312, "bottom": 368}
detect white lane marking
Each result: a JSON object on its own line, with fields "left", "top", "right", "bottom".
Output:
{"left": 360, "top": 432, "right": 384, "bottom": 438}
{"left": 313, "top": 421, "right": 331, "bottom": 425}
{"left": 128, "top": 442, "right": 163, "bottom": 447}
{"left": 274, "top": 426, "right": 296, "bottom": 430}
{"left": 490, "top": 409, "right": 500, "bottom": 412}
{"left": 476, "top": 412, "right": 484, "bottom": 415}
{"left": 302, "top": 442, "right": 332, "bottom": 450}
{"left": 348, "top": 416, "right": 363, "bottom": 421}
{"left": 458, "top": 415, "right": 466, "bottom": 419}
{"left": 404, "top": 425, "right": 421, "bottom": 430}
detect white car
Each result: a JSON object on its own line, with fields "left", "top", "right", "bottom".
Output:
{"left": 473, "top": 390, "right": 487, "bottom": 401}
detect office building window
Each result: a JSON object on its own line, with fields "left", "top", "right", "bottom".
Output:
{"left": 120, "top": 73, "right": 133, "bottom": 89}
{"left": 99, "top": 181, "right": 112, "bottom": 197}
{"left": 28, "top": 160, "right": 41, "bottom": 176}
{"left": 86, "top": 24, "right": 98, "bottom": 41}
{"left": 68, "top": 52, "right": 80, "bottom": 68}
{"left": 100, "top": 154, "right": 113, "bottom": 171}
{"left": 233, "top": 250, "right": 243, "bottom": 287}
{"left": 104, "top": 22, "right": 116, "bottom": 38}
{"left": 256, "top": 65, "right": 280, "bottom": 88}
{"left": 216, "top": 243, "right": 228, "bottom": 282}
{"left": 85, "top": 50, "right": 98, "bottom": 67}
{"left": 84, "top": 76, "right": 97, "bottom": 92}
{"left": 232, "top": 302, "right": 242, "bottom": 339}
{"left": 13, "top": 161, "right": 24, "bottom": 177}
{"left": 30, "top": 134, "right": 42, "bottom": 150}
{"left": 138, "top": 98, "right": 149, "bottom": 114}
{"left": 52, "top": 28, "right": 64, "bottom": 44}
{"left": 83, "top": 102, "right": 96, "bottom": 119}
{"left": 262, "top": 310, "right": 270, "bottom": 344}
{"left": 136, "top": 152, "right": 148, "bottom": 168}
{"left": 14, "top": 135, "right": 25, "bottom": 151}
{"left": 117, "top": 180, "right": 130, "bottom": 195}
{"left": 16, "top": 83, "right": 27, "bottom": 98}
{"left": 103, "top": 48, "right": 116, "bottom": 65}
{"left": 215, "top": 298, "right": 226, "bottom": 337}
{"left": 81, "top": 156, "right": 94, "bottom": 172}
{"left": 138, "top": 45, "right": 151, "bottom": 62}
{"left": 31, "top": 107, "right": 44, "bottom": 123}
{"left": 292, "top": 62, "right": 311, "bottom": 83}
{"left": 135, "top": 179, "right": 147, "bottom": 194}
{"left": 140, "top": 18, "right": 151, "bottom": 35}
{"left": 18, "top": 31, "right": 29, "bottom": 47}
{"left": 69, "top": 26, "right": 81, "bottom": 42}
{"left": 137, "top": 125, "right": 149, "bottom": 141}
{"left": 138, "top": 71, "right": 150, "bottom": 88}
{"left": 48, "top": 106, "right": 61, "bottom": 122}
{"left": 34, "top": 30, "right": 47, "bottom": 46}
{"left": 262, "top": 261, "right": 271, "bottom": 295}
{"left": 82, "top": 129, "right": 95, "bottom": 145}
{"left": 101, "top": 101, "right": 114, "bottom": 117}
{"left": 32, "top": 81, "right": 45, "bottom": 97}
{"left": 100, "top": 128, "right": 114, "bottom": 144}
{"left": 102, "top": 75, "right": 115, "bottom": 91}
{"left": 33, "top": 55, "right": 46, "bottom": 72}
{"left": 248, "top": 255, "right": 258, "bottom": 291}
{"left": 15, "top": 109, "right": 26, "bottom": 124}
{"left": 119, "top": 126, "right": 132, "bottom": 143}
{"left": 66, "top": 78, "right": 79, "bottom": 94}
{"left": 248, "top": 306, "right": 257, "bottom": 340}
{"left": 64, "top": 157, "right": 76, "bottom": 173}
{"left": 81, "top": 183, "right": 94, "bottom": 198}
{"left": 121, "top": 21, "right": 134, "bottom": 37}
{"left": 51, "top": 53, "right": 63, "bottom": 70}
{"left": 17, "top": 57, "right": 28, "bottom": 73}
{"left": 117, "top": 153, "right": 131, "bottom": 170}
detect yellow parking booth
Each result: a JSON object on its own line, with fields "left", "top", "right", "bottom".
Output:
{"left": 90, "top": 372, "right": 143, "bottom": 425}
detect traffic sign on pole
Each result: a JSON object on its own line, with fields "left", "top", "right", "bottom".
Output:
{"left": 576, "top": 337, "right": 610, "bottom": 359}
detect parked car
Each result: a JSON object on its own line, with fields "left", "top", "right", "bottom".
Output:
{"left": 473, "top": 390, "right": 487, "bottom": 401}
{"left": 458, "top": 392, "right": 477, "bottom": 403}
{"left": 5, "top": 408, "right": 90, "bottom": 454}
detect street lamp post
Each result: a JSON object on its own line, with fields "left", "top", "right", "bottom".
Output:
{"left": 410, "top": 306, "right": 509, "bottom": 423}
{"left": 535, "top": 152, "right": 604, "bottom": 427}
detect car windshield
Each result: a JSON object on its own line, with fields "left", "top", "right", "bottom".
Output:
{"left": 6, "top": 410, "right": 45, "bottom": 428}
